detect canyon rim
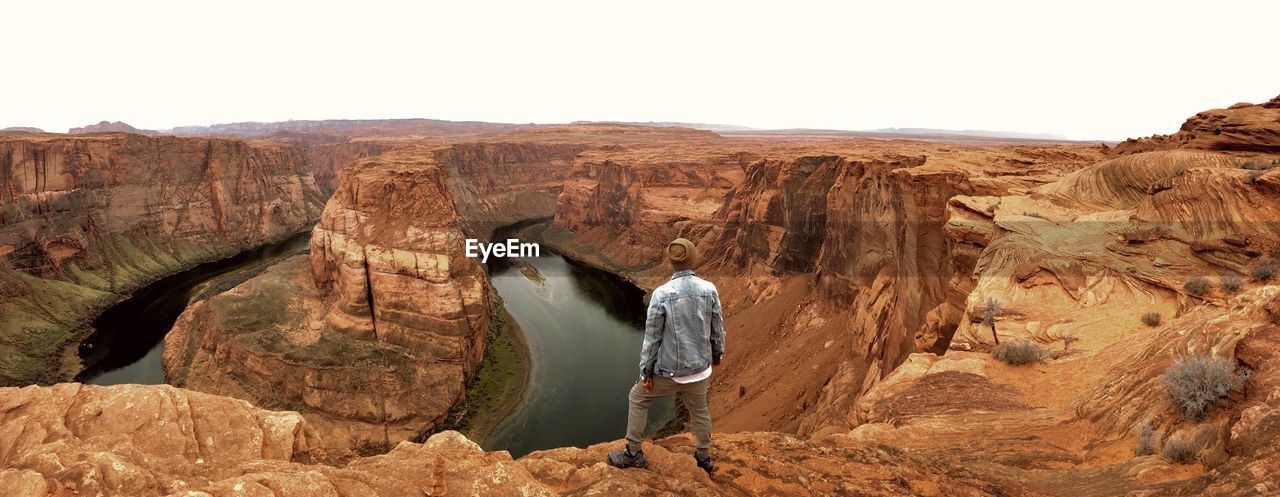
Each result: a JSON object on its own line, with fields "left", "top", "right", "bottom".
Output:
{"left": 2, "top": 98, "right": 1280, "bottom": 495}
{"left": 4, "top": 2, "right": 1280, "bottom": 495}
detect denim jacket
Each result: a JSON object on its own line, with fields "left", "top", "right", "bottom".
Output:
{"left": 639, "top": 270, "right": 725, "bottom": 380}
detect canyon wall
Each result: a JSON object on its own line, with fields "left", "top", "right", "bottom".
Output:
{"left": 548, "top": 144, "right": 746, "bottom": 274}
{"left": 547, "top": 140, "right": 1106, "bottom": 432}
{"left": 304, "top": 141, "right": 395, "bottom": 193}
{"left": 0, "top": 134, "right": 324, "bottom": 385}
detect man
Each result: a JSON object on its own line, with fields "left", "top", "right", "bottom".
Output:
{"left": 607, "top": 238, "right": 724, "bottom": 475}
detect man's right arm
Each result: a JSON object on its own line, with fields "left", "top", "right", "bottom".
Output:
{"left": 638, "top": 293, "right": 665, "bottom": 380}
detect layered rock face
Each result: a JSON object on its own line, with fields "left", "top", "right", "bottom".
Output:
{"left": 0, "top": 134, "right": 324, "bottom": 385}
{"left": 831, "top": 98, "right": 1280, "bottom": 495}
{"left": 164, "top": 141, "right": 586, "bottom": 450}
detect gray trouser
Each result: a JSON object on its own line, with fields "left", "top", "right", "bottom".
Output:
{"left": 625, "top": 375, "right": 712, "bottom": 457}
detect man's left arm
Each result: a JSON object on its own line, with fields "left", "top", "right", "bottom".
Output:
{"left": 710, "top": 288, "right": 725, "bottom": 365}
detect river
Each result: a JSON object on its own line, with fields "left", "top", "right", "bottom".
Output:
{"left": 483, "top": 223, "right": 673, "bottom": 457}
{"left": 75, "top": 232, "right": 312, "bottom": 384}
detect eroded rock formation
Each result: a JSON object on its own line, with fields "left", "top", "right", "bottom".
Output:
{"left": 163, "top": 140, "right": 589, "bottom": 449}
{"left": 0, "top": 134, "right": 324, "bottom": 384}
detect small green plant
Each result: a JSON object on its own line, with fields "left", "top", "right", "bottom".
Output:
{"left": 993, "top": 340, "right": 1047, "bottom": 366}
{"left": 1142, "top": 312, "right": 1162, "bottom": 327}
{"left": 1162, "top": 439, "right": 1198, "bottom": 464}
{"left": 1161, "top": 356, "right": 1251, "bottom": 421}
{"left": 1184, "top": 276, "right": 1212, "bottom": 296}
{"left": 1251, "top": 258, "right": 1278, "bottom": 282}
{"left": 1134, "top": 422, "right": 1157, "bottom": 456}
{"left": 1220, "top": 273, "right": 1244, "bottom": 294}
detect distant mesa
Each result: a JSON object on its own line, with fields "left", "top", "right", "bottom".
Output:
{"left": 164, "top": 118, "right": 525, "bottom": 138}
{"left": 865, "top": 127, "right": 1070, "bottom": 141}
{"left": 570, "top": 120, "right": 759, "bottom": 133}
{"left": 68, "top": 120, "right": 157, "bottom": 135}
{"left": 0, "top": 126, "right": 44, "bottom": 133}
{"left": 573, "top": 121, "right": 1083, "bottom": 142}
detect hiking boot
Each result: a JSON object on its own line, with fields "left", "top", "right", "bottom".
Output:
{"left": 694, "top": 452, "right": 715, "bottom": 475}
{"left": 607, "top": 446, "right": 649, "bottom": 469}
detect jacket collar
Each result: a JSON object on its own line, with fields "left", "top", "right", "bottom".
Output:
{"left": 670, "top": 269, "right": 696, "bottom": 280}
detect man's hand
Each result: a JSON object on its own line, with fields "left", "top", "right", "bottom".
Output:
{"left": 640, "top": 377, "right": 653, "bottom": 392}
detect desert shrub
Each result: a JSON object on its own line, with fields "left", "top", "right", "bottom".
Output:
{"left": 1250, "top": 170, "right": 1266, "bottom": 183}
{"left": 1023, "top": 211, "right": 1045, "bottom": 219}
{"left": 1240, "top": 160, "right": 1278, "bottom": 171}
{"left": 1220, "top": 273, "right": 1244, "bottom": 294}
{"left": 1183, "top": 276, "right": 1212, "bottom": 296}
{"left": 1162, "top": 439, "right": 1198, "bottom": 464}
{"left": 1161, "top": 356, "right": 1250, "bottom": 421}
{"left": 1061, "top": 331, "right": 1079, "bottom": 350}
{"left": 1142, "top": 312, "right": 1162, "bottom": 327}
{"left": 993, "top": 340, "right": 1047, "bottom": 366}
{"left": 354, "top": 440, "right": 394, "bottom": 457}
{"left": 981, "top": 295, "right": 1003, "bottom": 344}
{"left": 985, "top": 203, "right": 998, "bottom": 214}
{"left": 1251, "top": 258, "right": 1278, "bottom": 282}
{"left": 982, "top": 296, "right": 1002, "bottom": 327}
{"left": 1133, "top": 423, "right": 1157, "bottom": 456}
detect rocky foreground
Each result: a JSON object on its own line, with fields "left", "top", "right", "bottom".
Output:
{"left": 0, "top": 383, "right": 1103, "bottom": 496}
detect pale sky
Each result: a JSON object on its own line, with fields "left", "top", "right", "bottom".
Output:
{"left": 4, "top": 0, "right": 1278, "bottom": 141}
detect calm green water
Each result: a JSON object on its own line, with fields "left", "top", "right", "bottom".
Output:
{"left": 484, "top": 228, "right": 672, "bottom": 457}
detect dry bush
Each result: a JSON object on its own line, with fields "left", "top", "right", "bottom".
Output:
{"left": 1220, "top": 273, "right": 1244, "bottom": 294}
{"left": 1142, "top": 312, "right": 1162, "bottom": 327}
{"left": 1252, "top": 258, "right": 1278, "bottom": 282}
{"left": 992, "top": 340, "right": 1047, "bottom": 366}
{"left": 1240, "top": 160, "right": 1278, "bottom": 171}
{"left": 1162, "top": 439, "right": 1198, "bottom": 464}
{"left": 1184, "top": 276, "right": 1212, "bottom": 296}
{"left": 1133, "top": 422, "right": 1157, "bottom": 456}
{"left": 1161, "top": 356, "right": 1250, "bottom": 421}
